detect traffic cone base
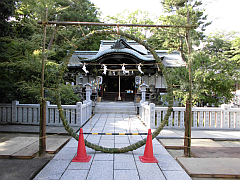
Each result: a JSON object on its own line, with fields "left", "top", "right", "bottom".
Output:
{"left": 71, "top": 128, "right": 92, "bottom": 163}
{"left": 72, "top": 154, "right": 91, "bottom": 162}
{"left": 139, "top": 155, "right": 158, "bottom": 163}
{"left": 139, "top": 129, "right": 158, "bottom": 163}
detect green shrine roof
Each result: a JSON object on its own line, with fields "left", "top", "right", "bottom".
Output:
{"left": 69, "top": 38, "right": 186, "bottom": 68}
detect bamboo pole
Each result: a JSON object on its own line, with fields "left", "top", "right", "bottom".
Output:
{"left": 39, "top": 7, "right": 47, "bottom": 156}
{"left": 184, "top": 9, "right": 192, "bottom": 157}
{"left": 184, "top": 100, "right": 190, "bottom": 156}
{"left": 37, "top": 21, "right": 197, "bottom": 29}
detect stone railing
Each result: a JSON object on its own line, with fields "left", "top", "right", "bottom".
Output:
{"left": 0, "top": 101, "right": 92, "bottom": 127}
{"left": 139, "top": 102, "right": 240, "bottom": 130}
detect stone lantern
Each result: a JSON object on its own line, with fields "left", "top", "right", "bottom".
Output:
{"left": 84, "top": 83, "right": 92, "bottom": 102}
{"left": 140, "top": 82, "right": 148, "bottom": 103}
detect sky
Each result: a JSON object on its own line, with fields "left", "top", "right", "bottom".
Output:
{"left": 90, "top": 0, "right": 240, "bottom": 35}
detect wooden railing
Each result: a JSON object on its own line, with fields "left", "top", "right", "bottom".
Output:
{"left": 139, "top": 102, "right": 240, "bottom": 130}
{"left": 0, "top": 101, "right": 92, "bottom": 127}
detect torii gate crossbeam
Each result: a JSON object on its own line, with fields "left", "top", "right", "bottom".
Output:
{"left": 37, "top": 21, "right": 196, "bottom": 29}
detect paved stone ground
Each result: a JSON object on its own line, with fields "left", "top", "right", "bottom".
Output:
{"left": 157, "top": 129, "right": 240, "bottom": 140}
{"left": 167, "top": 149, "right": 240, "bottom": 180}
{"left": 33, "top": 114, "right": 192, "bottom": 180}
{"left": 0, "top": 124, "right": 79, "bottom": 134}
{"left": 161, "top": 131, "right": 240, "bottom": 180}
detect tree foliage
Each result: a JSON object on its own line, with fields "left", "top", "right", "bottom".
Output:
{"left": 0, "top": 0, "right": 102, "bottom": 103}
{"left": 104, "top": 9, "right": 155, "bottom": 39}
{"left": 0, "top": 0, "right": 16, "bottom": 37}
{"left": 1, "top": 0, "right": 240, "bottom": 108}
{"left": 148, "top": 0, "right": 211, "bottom": 57}
{"left": 168, "top": 31, "right": 239, "bottom": 106}
{"left": 147, "top": 0, "right": 239, "bottom": 107}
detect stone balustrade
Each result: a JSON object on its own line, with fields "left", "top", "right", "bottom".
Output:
{"left": 139, "top": 102, "right": 240, "bottom": 130}
{"left": 0, "top": 101, "right": 92, "bottom": 127}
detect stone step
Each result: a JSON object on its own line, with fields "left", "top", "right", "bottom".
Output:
{"left": 94, "top": 111, "right": 136, "bottom": 114}
{"left": 95, "top": 106, "right": 136, "bottom": 110}
{"left": 94, "top": 101, "right": 137, "bottom": 114}
{"left": 95, "top": 102, "right": 135, "bottom": 106}
{"left": 94, "top": 109, "right": 136, "bottom": 113}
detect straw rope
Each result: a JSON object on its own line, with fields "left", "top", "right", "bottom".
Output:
{"left": 55, "top": 29, "right": 173, "bottom": 153}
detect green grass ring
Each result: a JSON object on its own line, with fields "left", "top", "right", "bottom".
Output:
{"left": 55, "top": 29, "right": 173, "bottom": 153}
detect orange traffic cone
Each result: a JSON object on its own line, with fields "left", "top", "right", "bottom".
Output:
{"left": 72, "top": 128, "right": 92, "bottom": 162}
{"left": 139, "top": 129, "right": 158, "bottom": 163}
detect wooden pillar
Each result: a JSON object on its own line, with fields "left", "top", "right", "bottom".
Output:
{"left": 184, "top": 8, "right": 192, "bottom": 158}
{"left": 118, "top": 71, "right": 121, "bottom": 100}
{"left": 39, "top": 98, "right": 46, "bottom": 156}
{"left": 184, "top": 100, "right": 191, "bottom": 157}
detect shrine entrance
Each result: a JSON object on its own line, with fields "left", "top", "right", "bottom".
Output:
{"left": 103, "top": 75, "right": 135, "bottom": 101}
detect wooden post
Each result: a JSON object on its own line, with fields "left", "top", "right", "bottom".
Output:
{"left": 183, "top": 8, "right": 192, "bottom": 158}
{"left": 118, "top": 71, "right": 121, "bottom": 100}
{"left": 187, "top": 9, "right": 192, "bottom": 157}
{"left": 39, "top": 7, "right": 47, "bottom": 156}
{"left": 184, "top": 100, "right": 190, "bottom": 156}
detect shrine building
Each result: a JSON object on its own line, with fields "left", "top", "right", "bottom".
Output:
{"left": 67, "top": 37, "right": 186, "bottom": 103}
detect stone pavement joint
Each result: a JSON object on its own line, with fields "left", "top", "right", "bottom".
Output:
{"left": 33, "top": 114, "right": 192, "bottom": 180}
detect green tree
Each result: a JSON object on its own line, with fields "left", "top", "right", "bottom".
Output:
{"left": 0, "top": 34, "right": 42, "bottom": 102}
{"left": 148, "top": 0, "right": 240, "bottom": 107}
{"left": 228, "top": 36, "right": 240, "bottom": 65}
{"left": 167, "top": 31, "right": 239, "bottom": 106}
{"left": 0, "top": 0, "right": 103, "bottom": 103}
{"left": 0, "top": 0, "right": 16, "bottom": 37}
{"left": 148, "top": 0, "right": 211, "bottom": 58}
{"left": 105, "top": 9, "right": 155, "bottom": 39}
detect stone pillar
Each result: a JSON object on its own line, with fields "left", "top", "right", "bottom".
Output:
{"left": 12, "top": 101, "right": 19, "bottom": 123}
{"left": 149, "top": 103, "right": 155, "bottom": 129}
{"left": 77, "top": 102, "right": 82, "bottom": 126}
{"left": 84, "top": 83, "right": 92, "bottom": 102}
{"left": 140, "top": 83, "right": 149, "bottom": 103}
{"left": 45, "top": 101, "right": 50, "bottom": 125}
{"left": 221, "top": 104, "right": 230, "bottom": 128}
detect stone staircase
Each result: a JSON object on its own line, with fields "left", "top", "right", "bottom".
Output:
{"left": 93, "top": 101, "right": 137, "bottom": 114}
